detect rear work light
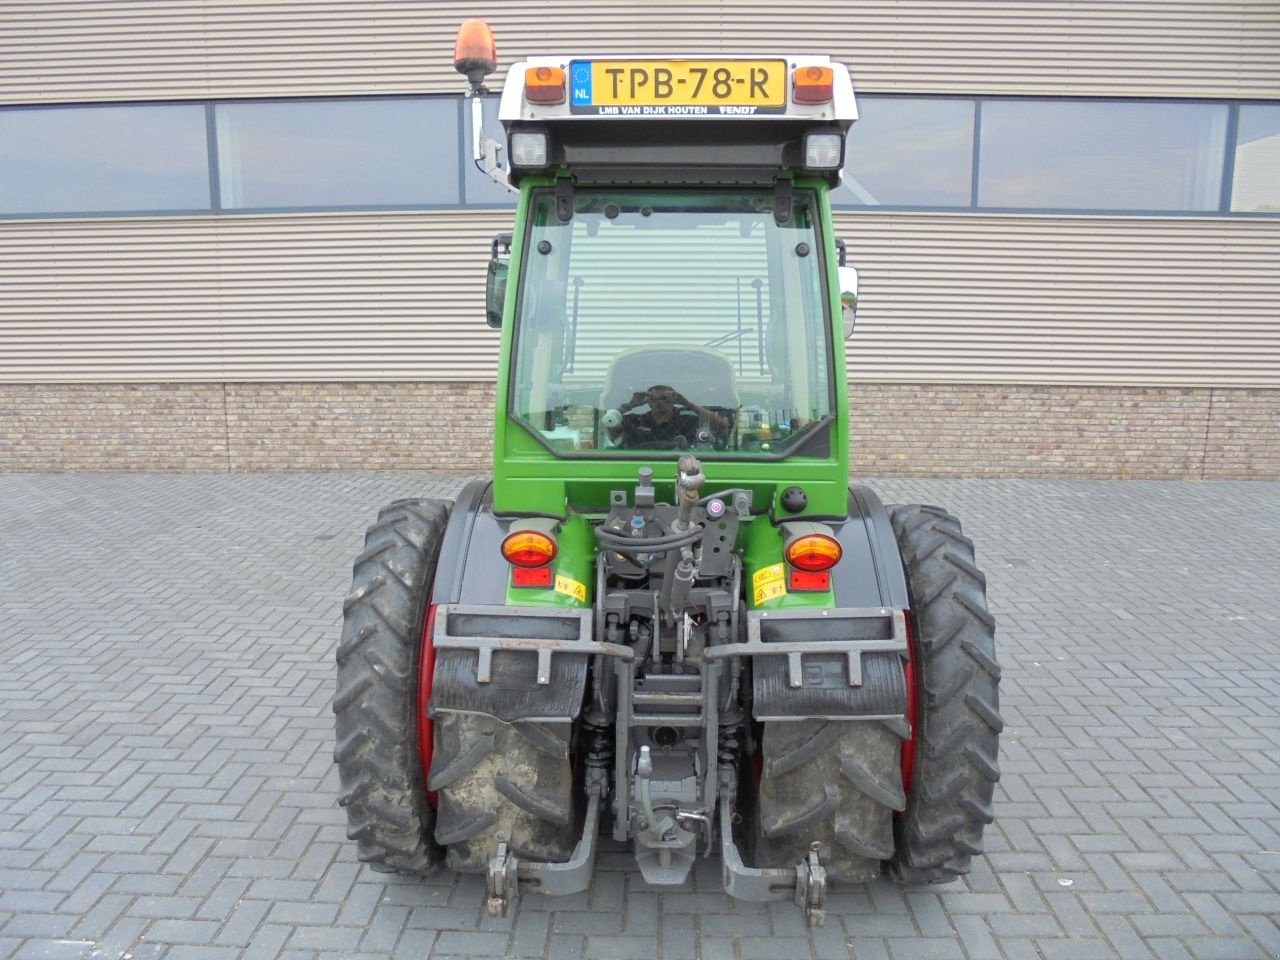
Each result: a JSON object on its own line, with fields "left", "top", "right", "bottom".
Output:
{"left": 525, "top": 65, "right": 566, "bottom": 104}
{"left": 804, "top": 132, "right": 843, "bottom": 170}
{"left": 501, "top": 530, "right": 558, "bottom": 568}
{"left": 792, "top": 65, "right": 834, "bottom": 104}
{"left": 510, "top": 130, "right": 549, "bottom": 167}
{"left": 785, "top": 534, "right": 842, "bottom": 572}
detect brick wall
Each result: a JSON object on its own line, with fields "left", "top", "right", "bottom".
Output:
{"left": 847, "top": 385, "right": 1262, "bottom": 480}
{"left": 1, "top": 382, "right": 1275, "bottom": 478}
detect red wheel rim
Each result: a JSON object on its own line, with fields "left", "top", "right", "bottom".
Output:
{"left": 900, "top": 609, "right": 919, "bottom": 795}
{"left": 417, "top": 598, "right": 438, "bottom": 808}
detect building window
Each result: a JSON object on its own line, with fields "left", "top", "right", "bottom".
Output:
{"left": 977, "top": 100, "right": 1229, "bottom": 211}
{"left": 214, "top": 98, "right": 458, "bottom": 209}
{"left": 0, "top": 104, "right": 210, "bottom": 215}
{"left": 1232, "top": 104, "right": 1280, "bottom": 213}
{"left": 836, "top": 97, "right": 974, "bottom": 207}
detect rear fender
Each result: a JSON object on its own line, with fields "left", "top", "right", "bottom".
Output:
{"left": 830, "top": 485, "right": 909, "bottom": 610}
{"left": 429, "top": 481, "right": 592, "bottom": 723}
{"left": 744, "top": 485, "right": 910, "bottom": 721}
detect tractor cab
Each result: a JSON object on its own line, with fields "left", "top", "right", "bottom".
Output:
{"left": 469, "top": 35, "right": 861, "bottom": 516}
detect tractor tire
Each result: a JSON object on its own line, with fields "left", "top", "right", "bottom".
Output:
{"left": 430, "top": 713, "right": 577, "bottom": 871}
{"left": 334, "top": 498, "right": 449, "bottom": 876}
{"left": 755, "top": 719, "right": 907, "bottom": 883}
{"left": 888, "top": 504, "right": 1002, "bottom": 884}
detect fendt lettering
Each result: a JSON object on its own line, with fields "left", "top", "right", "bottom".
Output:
{"left": 333, "top": 18, "right": 1003, "bottom": 928}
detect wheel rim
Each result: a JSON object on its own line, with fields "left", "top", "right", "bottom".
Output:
{"left": 900, "top": 608, "right": 919, "bottom": 796}
{"left": 417, "top": 598, "right": 439, "bottom": 808}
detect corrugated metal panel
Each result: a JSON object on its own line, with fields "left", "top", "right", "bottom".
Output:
{"left": 0, "top": 1, "right": 1277, "bottom": 104}
{"left": 0, "top": 211, "right": 509, "bottom": 381}
{"left": 838, "top": 212, "right": 1280, "bottom": 385}
{"left": 0, "top": 210, "right": 1277, "bottom": 386}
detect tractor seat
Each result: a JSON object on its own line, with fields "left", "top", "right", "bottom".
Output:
{"left": 600, "top": 345, "right": 740, "bottom": 417}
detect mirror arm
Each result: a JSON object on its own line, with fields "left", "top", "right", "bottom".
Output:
{"left": 469, "top": 93, "right": 517, "bottom": 193}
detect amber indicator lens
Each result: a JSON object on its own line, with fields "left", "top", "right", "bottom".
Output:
{"left": 501, "top": 530, "right": 558, "bottom": 568}
{"left": 525, "top": 65, "right": 566, "bottom": 104}
{"left": 792, "top": 65, "right": 834, "bottom": 104}
{"left": 785, "top": 534, "right": 842, "bottom": 572}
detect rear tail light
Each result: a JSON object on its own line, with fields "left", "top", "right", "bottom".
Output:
{"left": 789, "top": 569, "right": 831, "bottom": 591}
{"left": 511, "top": 566, "right": 553, "bottom": 588}
{"left": 785, "top": 533, "right": 842, "bottom": 572}
{"left": 501, "top": 530, "right": 558, "bottom": 567}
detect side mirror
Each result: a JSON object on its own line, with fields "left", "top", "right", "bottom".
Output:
{"left": 486, "top": 233, "right": 512, "bottom": 328}
{"left": 837, "top": 264, "right": 859, "bottom": 339}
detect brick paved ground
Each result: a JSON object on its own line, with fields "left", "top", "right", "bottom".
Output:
{"left": 1, "top": 474, "right": 1278, "bottom": 960}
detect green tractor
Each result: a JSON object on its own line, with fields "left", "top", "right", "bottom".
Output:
{"left": 335, "top": 21, "right": 1001, "bottom": 926}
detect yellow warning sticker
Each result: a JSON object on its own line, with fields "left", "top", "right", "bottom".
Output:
{"left": 554, "top": 574, "right": 588, "bottom": 604}
{"left": 751, "top": 563, "right": 786, "bottom": 606}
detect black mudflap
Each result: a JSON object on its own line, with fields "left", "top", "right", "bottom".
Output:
{"left": 427, "top": 604, "right": 591, "bottom": 724}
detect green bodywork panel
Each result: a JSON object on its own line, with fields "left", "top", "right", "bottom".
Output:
{"left": 491, "top": 174, "right": 849, "bottom": 606}
{"left": 491, "top": 175, "right": 850, "bottom": 519}
{"left": 502, "top": 511, "right": 596, "bottom": 608}
{"left": 741, "top": 515, "right": 834, "bottom": 611}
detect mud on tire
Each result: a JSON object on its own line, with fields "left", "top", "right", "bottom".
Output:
{"left": 888, "top": 504, "right": 1002, "bottom": 884}
{"left": 755, "top": 719, "right": 906, "bottom": 883}
{"left": 334, "top": 498, "right": 449, "bottom": 876}
{"left": 430, "top": 714, "right": 577, "bottom": 871}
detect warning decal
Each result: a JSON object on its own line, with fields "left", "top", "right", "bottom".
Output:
{"left": 554, "top": 574, "right": 588, "bottom": 603}
{"left": 751, "top": 563, "right": 787, "bottom": 605}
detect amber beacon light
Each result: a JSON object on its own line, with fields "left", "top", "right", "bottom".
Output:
{"left": 454, "top": 19, "right": 498, "bottom": 86}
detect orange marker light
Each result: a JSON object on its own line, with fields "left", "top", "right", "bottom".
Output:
{"left": 785, "top": 534, "right": 842, "bottom": 572}
{"left": 501, "top": 530, "right": 558, "bottom": 568}
{"left": 454, "top": 19, "right": 497, "bottom": 80}
{"left": 792, "top": 65, "right": 834, "bottom": 104}
{"left": 525, "top": 65, "right": 566, "bottom": 104}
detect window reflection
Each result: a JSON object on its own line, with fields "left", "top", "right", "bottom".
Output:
{"left": 215, "top": 98, "right": 456, "bottom": 208}
{"left": 1232, "top": 105, "right": 1280, "bottom": 213}
{"left": 978, "top": 100, "right": 1228, "bottom": 211}
{"left": 836, "top": 97, "right": 974, "bottom": 207}
{"left": 0, "top": 105, "right": 209, "bottom": 215}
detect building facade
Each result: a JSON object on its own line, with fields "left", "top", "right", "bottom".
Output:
{"left": 1, "top": 1, "right": 1277, "bottom": 477}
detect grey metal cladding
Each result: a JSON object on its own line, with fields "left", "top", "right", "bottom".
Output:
{"left": 4, "top": 2, "right": 1276, "bottom": 104}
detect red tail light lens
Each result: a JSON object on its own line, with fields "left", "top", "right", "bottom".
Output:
{"left": 785, "top": 534, "right": 842, "bottom": 572}
{"left": 501, "top": 530, "right": 558, "bottom": 568}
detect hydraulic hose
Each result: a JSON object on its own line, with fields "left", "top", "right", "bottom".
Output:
{"left": 594, "top": 527, "right": 701, "bottom": 553}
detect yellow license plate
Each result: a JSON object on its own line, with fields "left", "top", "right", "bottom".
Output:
{"left": 569, "top": 59, "right": 787, "bottom": 116}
